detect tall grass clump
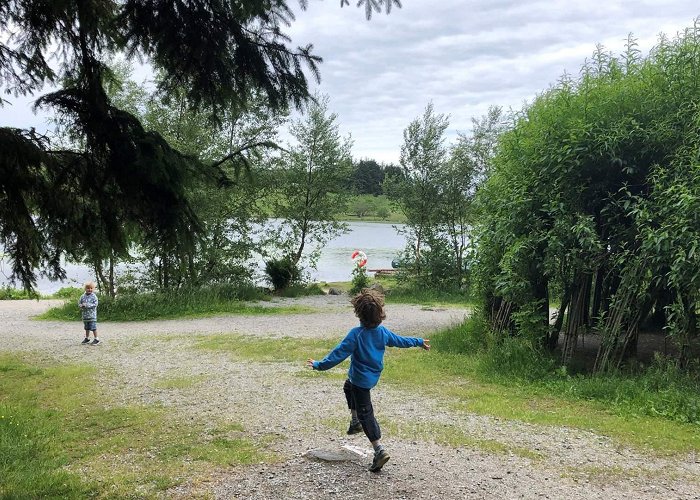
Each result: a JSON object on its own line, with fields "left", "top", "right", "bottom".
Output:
{"left": 543, "top": 355, "right": 700, "bottom": 425}
{"left": 37, "top": 284, "right": 277, "bottom": 321}
{"left": 0, "top": 286, "right": 40, "bottom": 300}
{"left": 264, "top": 257, "right": 301, "bottom": 291}
{"left": 431, "top": 312, "right": 557, "bottom": 382}
{"left": 431, "top": 313, "right": 700, "bottom": 427}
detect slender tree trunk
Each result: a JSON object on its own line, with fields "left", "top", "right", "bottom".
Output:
{"left": 547, "top": 287, "right": 570, "bottom": 352}
{"left": 590, "top": 266, "right": 604, "bottom": 326}
{"left": 108, "top": 254, "right": 115, "bottom": 298}
{"left": 293, "top": 220, "right": 309, "bottom": 265}
{"left": 562, "top": 272, "right": 591, "bottom": 365}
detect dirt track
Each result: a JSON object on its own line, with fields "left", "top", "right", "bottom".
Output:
{"left": 2, "top": 297, "right": 699, "bottom": 499}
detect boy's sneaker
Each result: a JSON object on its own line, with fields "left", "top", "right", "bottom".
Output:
{"left": 369, "top": 449, "right": 390, "bottom": 472}
{"left": 81, "top": 338, "right": 91, "bottom": 344}
{"left": 346, "top": 421, "right": 363, "bottom": 435}
{"left": 90, "top": 339, "right": 101, "bottom": 345}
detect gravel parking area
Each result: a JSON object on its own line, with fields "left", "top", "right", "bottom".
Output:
{"left": 2, "top": 297, "right": 698, "bottom": 499}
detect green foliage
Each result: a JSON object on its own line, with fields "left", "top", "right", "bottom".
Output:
{"left": 352, "top": 159, "right": 384, "bottom": 195}
{"left": 474, "top": 24, "right": 700, "bottom": 368}
{"left": 387, "top": 102, "right": 449, "bottom": 266}
{"left": 268, "top": 93, "right": 352, "bottom": 268}
{"left": 349, "top": 266, "right": 370, "bottom": 294}
{"left": 1, "top": 0, "right": 398, "bottom": 291}
{"left": 375, "top": 274, "right": 473, "bottom": 305}
{"left": 542, "top": 355, "right": 700, "bottom": 425}
{"left": 387, "top": 104, "right": 502, "bottom": 292}
{"left": 37, "top": 286, "right": 314, "bottom": 321}
{"left": 344, "top": 195, "right": 401, "bottom": 221}
{"left": 275, "top": 283, "right": 326, "bottom": 298}
{"left": 51, "top": 287, "right": 83, "bottom": 299}
{"left": 106, "top": 71, "right": 286, "bottom": 293}
{"left": 264, "top": 257, "right": 302, "bottom": 291}
{"left": 0, "top": 286, "right": 39, "bottom": 300}
{"left": 349, "top": 195, "right": 376, "bottom": 218}
{"left": 430, "top": 314, "right": 700, "bottom": 429}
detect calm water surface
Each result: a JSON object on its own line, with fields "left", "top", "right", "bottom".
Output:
{"left": 0, "top": 221, "right": 407, "bottom": 293}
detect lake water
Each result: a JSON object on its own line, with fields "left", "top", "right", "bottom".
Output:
{"left": 0, "top": 221, "right": 407, "bottom": 293}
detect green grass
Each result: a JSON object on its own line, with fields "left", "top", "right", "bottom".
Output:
{"left": 384, "top": 288, "right": 473, "bottom": 307}
{"left": 0, "top": 354, "right": 276, "bottom": 498}
{"left": 0, "top": 285, "right": 83, "bottom": 301}
{"left": 195, "top": 334, "right": 339, "bottom": 363}
{"left": 196, "top": 332, "right": 700, "bottom": 455}
{"left": 37, "top": 289, "right": 315, "bottom": 322}
{"left": 323, "top": 415, "right": 543, "bottom": 460}
{"left": 153, "top": 374, "right": 210, "bottom": 390}
{"left": 0, "top": 285, "right": 41, "bottom": 300}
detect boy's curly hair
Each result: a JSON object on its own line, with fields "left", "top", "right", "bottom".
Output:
{"left": 351, "top": 289, "right": 386, "bottom": 328}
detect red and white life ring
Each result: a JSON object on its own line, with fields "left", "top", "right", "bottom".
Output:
{"left": 351, "top": 250, "right": 367, "bottom": 268}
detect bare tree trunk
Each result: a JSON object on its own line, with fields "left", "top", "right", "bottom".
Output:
{"left": 108, "top": 255, "right": 115, "bottom": 298}
{"left": 547, "top": 288, "right": 570, "bottom": 352}
{"left": 562, "top": 272, "right": 591, "bottom": 365}
{"left": 590, "top": 266, "right": 604, "bottom": 326}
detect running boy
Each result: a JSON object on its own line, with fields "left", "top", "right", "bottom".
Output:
{"left": 306, "top": 289, "right": 430, "bottom": 472}
{"left": 78, "top": 281, "right": 100, "bottom": 345}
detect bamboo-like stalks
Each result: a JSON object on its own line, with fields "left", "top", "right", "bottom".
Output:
{"left": 562, "top": 273, "right": 591, "bottom": 364}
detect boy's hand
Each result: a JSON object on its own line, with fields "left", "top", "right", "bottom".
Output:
{"left": 306, "top": 358, "right": 315, "bottom": 369}
{"left": 422, "top": 339, "right": 431, "bottom": 350}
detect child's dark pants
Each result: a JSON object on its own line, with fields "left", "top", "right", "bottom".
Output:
{"left": 343, "top": 379, "right": 381, "bottom": 442}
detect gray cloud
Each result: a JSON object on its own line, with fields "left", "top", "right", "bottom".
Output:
{"left": 289, "top": 0, "right": 699, "bottom": 163}
{"left": 3, "top": 1, "right": 699, "bottom": 164}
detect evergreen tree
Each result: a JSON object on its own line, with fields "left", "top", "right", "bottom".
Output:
{"left": 352, "top": 159, "right": 384, "bottom": 195}
{"left": 0, "top": 0, "right": 399, "bottom": 290}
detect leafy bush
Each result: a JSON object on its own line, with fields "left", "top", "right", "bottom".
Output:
{"left": 349, "top": 266, "right": 370, "bottom": 294}
{"left": 0, "top": 286, "right": 39, "bottom": 300}
{"left": 51, "top": 287, "right": 83, "bottom": 299}
{"left": 38, "top": 284, "right": 272, "bottom": 321}
{"left": 264, "top": 257, "right": 301, "bottom": 291}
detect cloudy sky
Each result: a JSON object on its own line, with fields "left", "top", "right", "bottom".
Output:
{"left": 285, "top": 0, "right": 699, "bottom": 163}
{"left": 3, "top": 1, "right": 699, "bottom": 164}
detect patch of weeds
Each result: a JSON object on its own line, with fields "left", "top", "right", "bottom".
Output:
{"left": 322, "top": 416, "right": 543, "bottom": 460}
{"left": 154, "top": 374, "right": 209, "bottom": 390}
{"left": 195, "top": 335, "right": 338, "bottom": 364}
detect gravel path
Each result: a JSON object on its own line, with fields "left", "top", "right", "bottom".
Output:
{"left": 2, "top": 297, "right": 699, "bottom": 499}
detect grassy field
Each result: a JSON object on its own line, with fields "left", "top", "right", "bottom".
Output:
{"left": 0, "top": 354, "right": 275, "bottom": 498}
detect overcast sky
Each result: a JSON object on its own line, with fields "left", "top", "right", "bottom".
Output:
{"left": 3, "top": 1, "right": 699, "bottom": 164}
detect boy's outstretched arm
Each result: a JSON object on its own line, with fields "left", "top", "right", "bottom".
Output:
{"left": 386, "top": 330, "right": 430, "bottom": 350}
{"left": 306, "top": 333, "right": 356, "bottom": 371}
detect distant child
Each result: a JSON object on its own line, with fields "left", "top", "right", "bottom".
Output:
{"left": 78, "top": 281, "right": 100, "bottom": 345}
{"left": 306, "top": 289, "right": 430, "bottom": 472}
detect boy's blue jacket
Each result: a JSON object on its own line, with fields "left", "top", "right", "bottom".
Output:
{"left": 312, "top": 325, "right": 424, "bottom": 389}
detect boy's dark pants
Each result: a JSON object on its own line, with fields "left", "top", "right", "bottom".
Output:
{"left": 343, "top": 379, "right": 381, "bottom": 442}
